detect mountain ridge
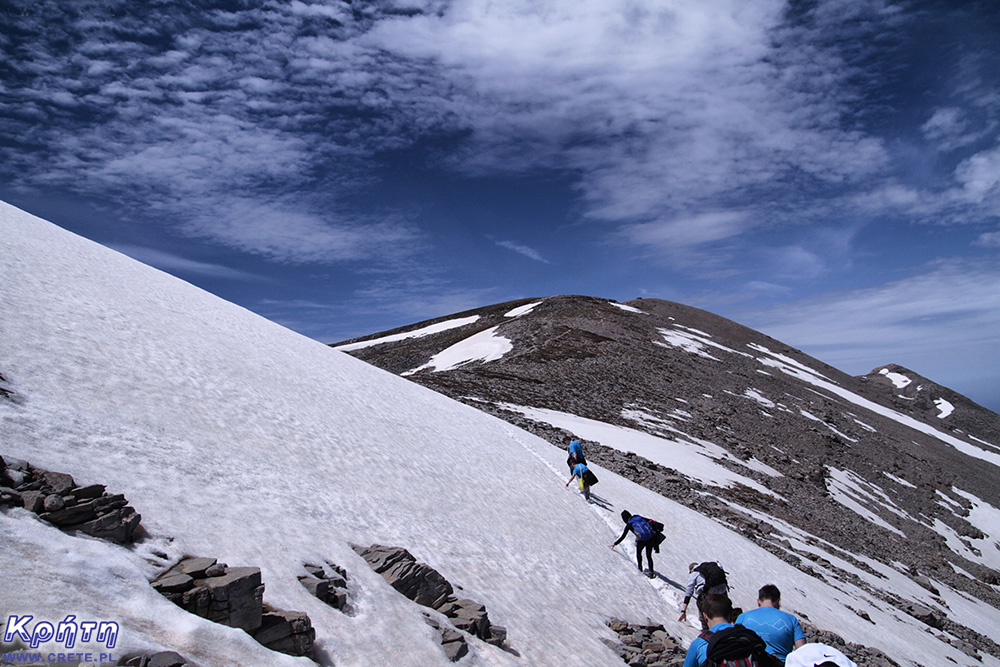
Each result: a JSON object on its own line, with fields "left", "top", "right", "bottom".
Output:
{"left": 334, "top": 294, "right": 1000, "bottom": 659}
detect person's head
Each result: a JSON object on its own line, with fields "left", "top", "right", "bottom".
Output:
{"left": 700, "top": 593, "right": 733, "bottom": 623}
{"left": 758, "top": 584, "right": 781, "bottom": 608}
{"left": 562, "top": 435, "right": 571, "bottom": 444}
{"left": 621, "top": 510, "right": 632, "bottom": 523}
{"left": 688, "top": 562, "right": 698, "bottom": 573}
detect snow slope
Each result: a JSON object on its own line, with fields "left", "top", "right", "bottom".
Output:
{"left": 1, "top": 200, "right": 998, "bottom": 667}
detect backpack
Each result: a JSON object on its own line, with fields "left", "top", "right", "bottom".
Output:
{"left": 628, "top": 515, "right": 654, "bottom": 541}
{"left": 698, "top": 625, "right": 781, "bottom": 667}
{"left": 695, "top": 561, "right": 727, "bottom": 589}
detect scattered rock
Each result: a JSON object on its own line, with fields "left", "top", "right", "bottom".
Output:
{"left": 252, "top": 609, "right": 315, "bottom": 657}
{"left": 151, "top": 556, "right": 313, "bottom": 658}
{"left": 354, "top": 543, "right": 510, "bottom": 652}
{"left": 424, "top": 612, "right": 470, "bottom": 662}
{"left": 299, "top": 561, "right": 351, "bottom": 612}
{"left": 0, "top": 455, "right": 142, "bottom": 544}
{"left": 605, "top": 618, "right": 684, "bottom": 666}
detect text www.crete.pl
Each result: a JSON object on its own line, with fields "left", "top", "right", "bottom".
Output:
{"left": 3, "top": 615, "right": 119, "bottom": 664}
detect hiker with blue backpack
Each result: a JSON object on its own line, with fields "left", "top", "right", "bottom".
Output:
{"left": 609, "top": 510, "right": 663, "bottom": 578}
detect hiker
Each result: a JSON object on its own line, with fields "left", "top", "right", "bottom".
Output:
{"left": 784, "top": 643, "right": 857, "bottom": 667}
{"left": 678, "top": 561, "right": 729, "bottom": 627}
{"left": 565, "top": 460, "right": 597, "bottom": 501}
{"left": 735, "top": 584, "right": 806, "bottom": 661}
{"left": 563, "top": 435, "right": 585, "bottom": 471}
{"left": 609, "top": 510, "right": 660, "bottom": 578}
{"left": 682, "top": 593, "right": 778, "bottom": 667}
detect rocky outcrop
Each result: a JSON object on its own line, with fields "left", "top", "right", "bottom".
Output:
{"left": 299, "top": 561, "right": 351, "bottom": 612}
{"left": 151, "top": 556, "right": 314, "bottom": 658}
{"left": 353, "top": 544, "right": 509, "bottom": 655}
{"left": 423, "top": 613, "right": 471, "bottom": 662}
{"left": 605, "top": 618, "right": 684, "bottom": 666}
{"left": 0, "top": 455, "right": 141, "bottom": 544}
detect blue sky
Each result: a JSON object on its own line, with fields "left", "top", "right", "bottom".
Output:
{"left": 2, "top": 0, "right": 998, "bottom": 411}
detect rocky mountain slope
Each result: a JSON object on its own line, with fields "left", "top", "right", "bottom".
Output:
{"left": 334, "top": 295, "right": 1000, "bottom": 659}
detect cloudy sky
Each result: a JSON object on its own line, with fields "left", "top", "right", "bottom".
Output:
{"left": 2, "top": 0, "right": 998, "bottom": 410}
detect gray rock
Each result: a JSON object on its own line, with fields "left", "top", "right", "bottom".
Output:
{"left": 1, "top": 486, "right": 24, "bottom": 508}
{"left": 146, "top": 651, "right": 188, "bottom": 667}
{"left": 204, "top": 563, "right": 228, "bottom": 577}
{"left": 202, "top": 567, "right": 264, "bottom": 632}
{"left": 168, "top": 557, "right": 219, "bottom": 579}
{"left": 439, "top": 599, "right": 490, "bottom": 640}
{"left": 43, "top": 493, "right": 65, "bottom": 512}
{"left": 71, "top": 483, "right": 106, "bottom": 500}
{"left": 441, "top": 635, "right": 469, "bottom": 662}
{"left": 153, "top": 573, "right": 194, "bottom": 594}
{"left": 253, "top": 610, "right": 315, "bottom": 657}
{"left": 40, "top": 471, "right": 75, "bottom": 495}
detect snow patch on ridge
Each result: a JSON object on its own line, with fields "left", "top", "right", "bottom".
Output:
{"left": 879, "top": 367, "right": 912, "bottom": 389}
{"left": 403, "top": 326, "right": 513, "bottom": 375}
{"left": 334, "top": 315, "right": 480, "bottom": 351}
{"left": 825, "top": 467, "right": 910, "bottom": 537}
{"left": 655, "top": 326, "right": 752, "bottom": 361}
{"left": 505, "top": 301, "right": 543, "bottom": 317}
{"left": 935, "top": 397, "right": 955, "bottom": 419}
{"left": 749, "top": 343, "right": 1000, "bottom": 469}
{"left": 611, "top": 302, "right": 646, "bottom": 314}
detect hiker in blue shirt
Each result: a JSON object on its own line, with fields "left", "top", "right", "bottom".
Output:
{"left": 565, "top": 461, "right": 595, "bottom": 501}
{"left": 563, "top": 435, "right": 585, "bottom": 471}
{"left": 610, "top": 510, "right": 657, "bottom": 578}
{"left": 682, "top": 593, "right": 736, "bottom": 667}
{"left": 735, "top": 585, "right": 806, "bottom": 661}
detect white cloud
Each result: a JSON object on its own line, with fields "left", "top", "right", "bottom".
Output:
{"left": 922, "top": 107, "right": 974, "bottom": 151}
{"left": 955, "top": 143, "right": 1000, "bottom": 205}
{"left": 975, "top": 231, "right": 1000, "bottom": 248}
{"left": 746, "top": 258, "right": 1000, "bottom": 384}
{"left": 107, "top": 245, "right": 263, "bottom": 281}
{"left": 620, "top": 211, "right": 749, "bottom": 251}
{"left": 495, "top": 239, "right": 549, "bottom": 263}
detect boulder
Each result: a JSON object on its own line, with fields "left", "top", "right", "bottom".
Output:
{"left": 40, "top": 470, "right": 75, "bottom": 495}
{"left": 354, "top": 545, "right": 454, "bottom": 609}
{"left": 438, "top": 598, "right": 490, "bottom": 640}
{"left": 253, "top": 610, "right": 315, "bottom": 657}
{"left": 153, "top": 558, "right": 264, "bottom": 633}
{"left": 299, "top": 561, "right": 351, "bottom": 612}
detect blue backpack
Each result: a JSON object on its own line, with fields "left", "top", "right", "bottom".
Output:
{"left": 628, "top": 515, "right": 654, "bottom": 541}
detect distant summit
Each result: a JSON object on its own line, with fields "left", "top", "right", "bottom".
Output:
{"left": 336, "top": 295, "right": 1000, "bottom": 658}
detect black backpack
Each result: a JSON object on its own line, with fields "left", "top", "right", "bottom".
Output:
{"left": 698, "top": 625, "right": 781, "bottom": 667}
{"left": 695, "top": 561, "right": 727, "bottom": 589}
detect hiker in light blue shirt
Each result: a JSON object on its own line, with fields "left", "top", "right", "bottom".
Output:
{"left": 735, "top": 584, "right": 807, "bottom": 661}
{"left": 682, "top": 594, "right": 736, "bottom": 667}
{"left": 565, "top": 461, "right": 593, "bottom": 501}
{"left": 563, "top": 435, "right": 585, "bottom": 471}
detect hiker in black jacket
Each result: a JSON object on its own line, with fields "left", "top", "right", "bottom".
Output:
{"left": 610, "top": 510, "right": 657, "bottom": 578}
{"left": 679, "top": 561, "right": 729, "bottom": 628}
